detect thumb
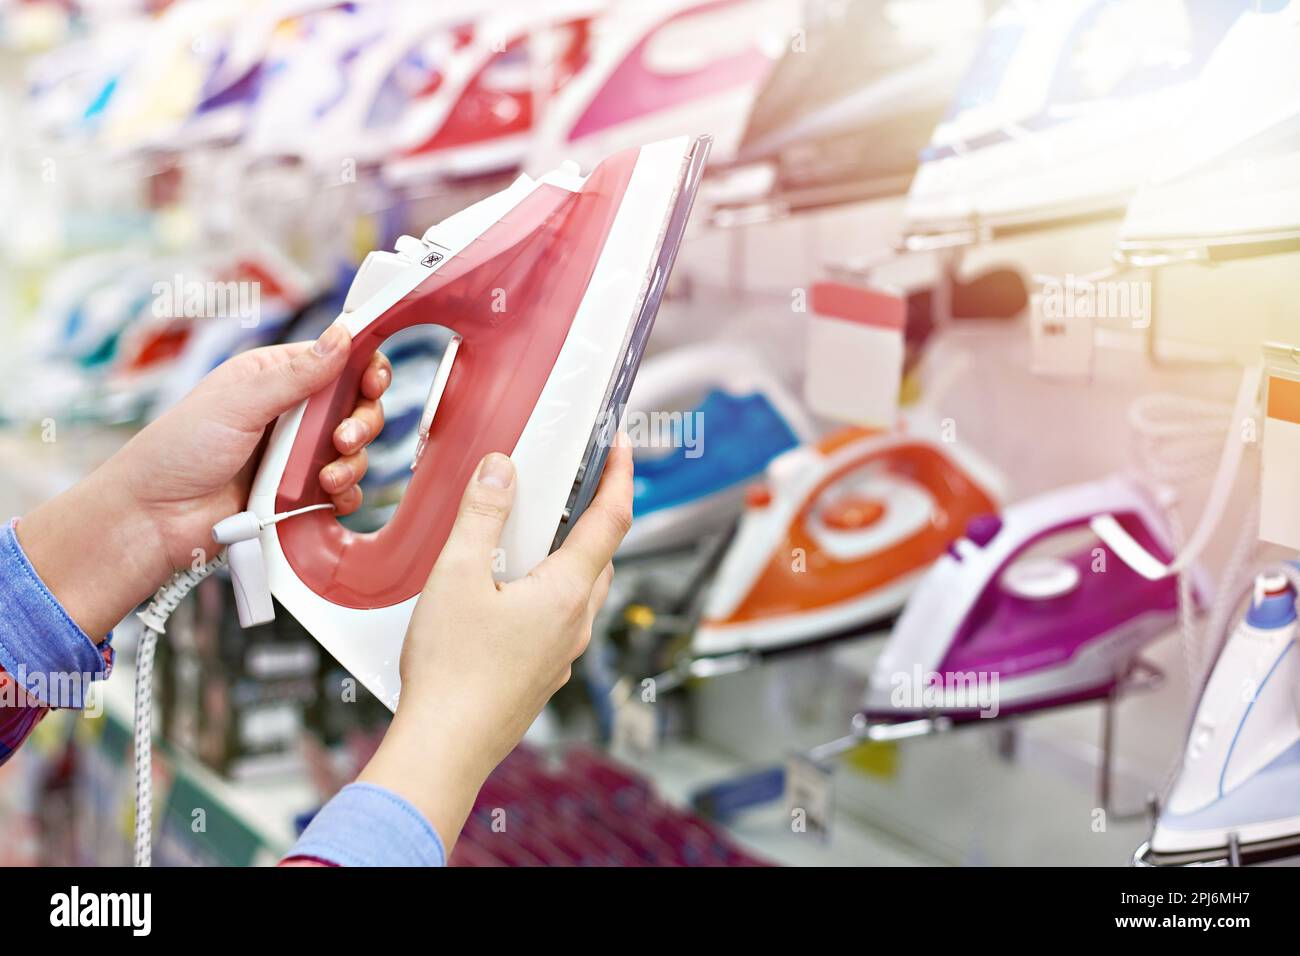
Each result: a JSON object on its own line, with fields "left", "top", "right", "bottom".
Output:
{"left": 433, "top": 452, "right": 516, "bottom": 583}
{"left": 243, "top": 322, "right": 351, "bottom": 425}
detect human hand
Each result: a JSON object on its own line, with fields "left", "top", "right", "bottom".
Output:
{"left": 108, "top": 323, "right": 390, "bottom": 567}
{"left": 20, "top": 323, "right": 390, "bottom": 637}
{"left": 359, "top": 434, "right": 634, "bottom": 848}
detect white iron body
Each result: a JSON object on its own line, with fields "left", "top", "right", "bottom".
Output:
{"left": 903, "top": 0, "right": 1235, "bottom": 243}
{"left": 734, "top": 0, "right": 985, "bottom": 165}
{"left": 619, "top": 341, "right": 814, "bottom": 557}
{"left": 1151, "top": 570, "right": 1300, "bottom": 858}
{"left": 693, "top": 430, "right": 1005, "bottom": 657}
{"left": 235, "top": 136, "right": 701, "bottom": 709}
{"left": 1118, "top": 2, "right": 1300, "bottom": 261}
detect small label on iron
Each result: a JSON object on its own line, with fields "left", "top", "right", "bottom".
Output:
{"left": 421, "top": 250, "right": 444, "bottom": 268}
{"left": 785, "top": 753, "right": 834, "bottom": 841}
{"left": 611, "top": 697, "right": 658, "bottom": 764}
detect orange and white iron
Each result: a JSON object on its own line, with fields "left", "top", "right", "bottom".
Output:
{"left": 694, "top": 426, "right": 1004, "bottom": 657}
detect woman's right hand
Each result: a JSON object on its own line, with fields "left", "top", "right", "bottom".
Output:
{"left": 358, "top": 434, "right": 632, "bottom": 848}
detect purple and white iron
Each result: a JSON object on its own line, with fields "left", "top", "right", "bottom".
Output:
{"left": 862, "top": 475, "right": 1210, "bottom": 721}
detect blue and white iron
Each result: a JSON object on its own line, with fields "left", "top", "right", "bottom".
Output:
{"left": 1139, "top": 564, "right": 1300, "bottom": 865}
{"left": 620, "top": 341, "right": 813, "bottom": 557}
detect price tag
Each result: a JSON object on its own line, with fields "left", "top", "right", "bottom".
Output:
{"left": 1261, "top": 345, "right": 1300, "bottom": 549}
{"left": 805, "top": 282, "right": 904, "bottom": 428}
{"left": 611, "top": 697, "right": 658, "bottom": 765}
{"left": 784, "top": 753, "right": 834, "bottom": 841}
{"left": 1030, "top": 279, "right": 1094, "bottom": 379}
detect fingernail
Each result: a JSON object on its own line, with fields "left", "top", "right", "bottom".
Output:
{"left": 313, "top": 323, "right": 346, "bottom": 357}
{"left": 616, "top": 429, "right": 631, "bottom": 449}
{"left": 377, "top": 367, "right": 391, "bottom": 388}
{"left": 322, "top": 463, "right": 347, "bottom": 490}
{"left": 477, "top": 452, "right": 513, "bottom": 489}
{"left": 336, "top": 419, "right": 360, "bottom": 447}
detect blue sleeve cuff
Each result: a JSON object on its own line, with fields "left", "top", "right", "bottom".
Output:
{"left": 0, "top": 519, "right": 112, "bottom": 708}
{"left": 286, "top": 783, "right": 447, "bottom": 867}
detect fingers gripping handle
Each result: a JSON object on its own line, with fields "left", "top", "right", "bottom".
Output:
{"left": 279, "top": 337, "right": 378, "bottom": 506}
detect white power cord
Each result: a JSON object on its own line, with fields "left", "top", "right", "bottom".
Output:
{"left": 130, "top": 502, "right": 333, "bottom": 866}
{"left": 1125, "top": 390, "right": 1240, "bottom": 685}
{"left": 1193, "top": 485, "right": 1261, "bottom": 688}
{"left": 133, "top": 551, "right": 229, "bottom": 867}
{"left": 1123, "top": 384, "right": 1268, "bottom": 804}
{"left": 1127, "top": 392, "right": 1240, "bottom": 486}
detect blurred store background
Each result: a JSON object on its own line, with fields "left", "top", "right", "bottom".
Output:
{"left": 0, "top": 0, "right": 1296, "bottom": 866}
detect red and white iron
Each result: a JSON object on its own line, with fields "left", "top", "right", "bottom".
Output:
{"left": 218, "top": 135, "right": 711, "bottom": 709}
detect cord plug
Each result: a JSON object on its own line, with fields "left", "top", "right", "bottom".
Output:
{"left": 210, "top": 503, "right": 335, "bottom": 628}
{"left": 212, "top": 511, "right": 261, "bottom": 545}
{"left": 212, "top": 502, "right": 335, "bottom": 545}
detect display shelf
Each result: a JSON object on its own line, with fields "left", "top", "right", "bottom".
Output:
{"left": 629, "top": 739, "right": 943, "bottom": 866}
{"left": 94, "top": 634, "right": 318, "bottom": 860}
{"left": 0, "top": 324, "right": 1254, "bottom": 867}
